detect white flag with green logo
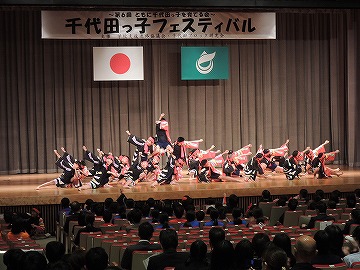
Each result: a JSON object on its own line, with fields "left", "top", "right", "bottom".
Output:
{"left": 181, "top": 47, "right": 229, "bottom": 80}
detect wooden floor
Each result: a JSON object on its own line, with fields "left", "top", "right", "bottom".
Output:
{"left": 0, "top": 165, "right": 359, "bottom": 206}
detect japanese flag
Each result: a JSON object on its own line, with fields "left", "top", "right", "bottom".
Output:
{"left": 93, "top": 47, "right": 144, "bottom": 81}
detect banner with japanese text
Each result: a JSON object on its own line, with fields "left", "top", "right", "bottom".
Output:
{"left": 41, "top": 11, "right": 276, "bottom": 39}
{"left": 181, "top": 47, "right": 229, "bottom": 80}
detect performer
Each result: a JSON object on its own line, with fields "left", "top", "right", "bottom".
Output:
{"left": 260, "top": 149, "right": 284, "bottom": 173}
{"left": 244, "top": 153, "right": 266, "bottom": 181}
{"left": 126, "top": 130, "right": 156, "bottom": 164}
{"left": 151, "top": 145, "right": 176, "bottom": 187}
{"left": 173, "top": 137, "right": 203, "bottom": 162}
{"left": 313, "top": 151, "right": 343, "bottom": 178}
{"left": 304, "top": 140, "right": 330, "bottom": 173}
{"left": 197, "top": 158, "right": 223, "bottom": 183}
{"left": 79, "top": 146, "right": 119, "bottom": 190}
{"left": 155, "top": 113, "right": 171, "bottom": 151}
{"left": 187, "top": 148, "right": 201, "bottom": 179}
{"left": 122, "top": 158, "right": 148, "bottom": 188}
{"left": 36, "top": 147, "right": 87, "bottom": 190}
{"left": 283, "top": 150, "right": 303, "bottom": 180}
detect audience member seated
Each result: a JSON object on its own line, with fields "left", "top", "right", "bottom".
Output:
{"left": 311, "top": 230, "right": 342, "bottom": 265}
{"left": 121, "top": 222, "right": 161, "bottom": 270}
{"left": 343, "top": 235, "right": 359, "bottom": 256}
{"left": 252, "top": 233, "right": 271, "bottom": 269}
{"left": 101, "top": 211, "right": 115, "bottom": 227}
{"left": 227, "top": 207, "right": 246, "bottom": 225}
{"left": 154, "top": 212, "right": 172, "bottom": 229}
{"left": 85, "top": 247, "right": 108, "bottom": 270}
{"left": 225, "top": 194, "right": 239, "bottom": 214}
{"left": 259, "top": 190, "right": 272, "bottom": 203}
{"left": 169, "top": 204, "right": 187, "bottom": 224}
{"left": 343, "top": 209, "right": 360, "bottom": 235}
{"left": 82, "top": 198, "right": 94, "bottom": 214}
{"left": 7, "top": 215, "right": 31, "bottom": 241}
{"left": 204, "top": 209, "right": 224, "bottom": 227}
{"left": 272, "top": 233, "right": 296, "bottom": 268}
{"left": 196, "top": 210, "right": 205, "bottom": 223}
{"left": 234, "top": 239, "right": 255, "bottom": 270}
{"left": 57, "top": 197, "right": 71, "bottom": 222}
{"left": 306, "top": 201, "right": 335, "bottom": 229}
{"left": 45, "top": 241, "right": 66, "bottom": 265}
{"left": 292, "top": 235, "right": 317, "bottom": 270}
{"left": 294, "top": 188, "right": 310, "bottom": 203}
{"left": 344, "top": 226, "right": 360, "bottom": 268}
{"left": 262, "top": 245, "right": 288, "bottom": 270}
{"left": 3, "top": 248, "right": 25, "bottom": 270}
{"left": 124, "top": 208, "right": 143, "bottom": 233}
{"left": 210, "top": 240, "right": 235, "bottom": 270}
{"left": 147, "top": 229, "right": 188, "bottom": 270}
{"left": 278, "top": 198, "right": 298, "bottom": 225}
{"left": 25, "top": 208, "right": 46, "bottom": 238}
{"left": 20, "top": 250, "right": 47, "bottom": 270}
{"left": 324, "top": 224, "right": 345, "bottom": 258}
{"left": 182, "top": 211, "right": 200, "bottom": 228}
{"left": 175, "top": 240, "right": 209, "bottom": 270}
{"left": 247, "top": 207, "right": 268, "bottom": 227}
{"left": 65, "top": 249, "right": 86, "bottom": 270}
{"left": 74, "top": 213, "right": 102, "bottom": 246}
{"left": 64, "top": 201, "right": 82, "bottom": 234}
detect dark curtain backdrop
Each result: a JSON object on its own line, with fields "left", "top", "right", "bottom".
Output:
{"left": 0, "top": 8, "right": 359, "bottom": 174}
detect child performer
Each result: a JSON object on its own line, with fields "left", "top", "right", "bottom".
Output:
{"left": 79, "top": 146, "right": 119, "bottom": 190}
{"left": 36, "top": 147, "right": 87, "bottom": 190}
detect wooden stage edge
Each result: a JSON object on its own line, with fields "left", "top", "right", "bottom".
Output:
{"left": 0, "top": 165, "right": 359, "bottom": 206}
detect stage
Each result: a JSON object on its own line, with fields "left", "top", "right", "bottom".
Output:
{"left": 0, "top": 165, "right": 358, "bottom": 206}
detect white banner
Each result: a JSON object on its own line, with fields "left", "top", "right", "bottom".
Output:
{"left": 93, "top": 47, "right": 144, "bottom": 81}
{"left": 41, "top": 11, "right": 276, "bottom": 39}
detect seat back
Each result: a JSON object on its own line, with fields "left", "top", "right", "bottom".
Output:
{"left": 283, "top": 211, "right": 303, "bottom": 227}
{"left": 296, "top": 204, "right": 308, "bottom": 214}
{"left": 298, "top": 215, "right": 312, "bottom": 227}
{"left": 258, "top": 202, "right": 276, "bottom": 219}
{"left": 351, "top": 261, "right": 360, "bottom": 268}
{"left": 269, "top": 206, "right": 286, "bottom": 226}
{"left": 312, "top": 263, "right": 347, "bottom": 270}
{"left": 131, "top": 250, "right": 163, "bottom": 270}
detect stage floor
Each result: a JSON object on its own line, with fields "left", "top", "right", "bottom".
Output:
{"left": 0, "top": 165, "right": 359, "bottom": 206}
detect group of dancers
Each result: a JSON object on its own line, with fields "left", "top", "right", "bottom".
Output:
{"left": 36, "top": 113, "right": 343, "bottom": 191}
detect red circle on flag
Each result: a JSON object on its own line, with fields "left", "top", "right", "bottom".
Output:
{"left": 110, "top": 53, "right": 131, "bottom": 74}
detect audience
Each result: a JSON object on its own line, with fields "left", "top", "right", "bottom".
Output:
{"left": 85, "top": 247, "right": 108, "bottom": 270}
{"left": 344, "top": 226, "right": 360, "bottom": 268}
{"left": 311, "top": 230, "right": 342, "bottom": 265}
{"left": 262, "top": 245, "right": 288, "bottom": 270}
{"left": 234, "top": 239, "right": 254, "bottom": 270}
{"left": 210, "top": 240, "right": 235, "bottom": 270}
{"left": 3, "top": 248, "right": 25, "bottom": 270}
{"left": 45, "top": 241, "right": 66, "bottom": 265}
{"left": 175, "top": 240, "right": 209, "bottom": 270}
{"left": 74, "top": 212, "right": 102, "bottom": 246}
{"left": 272, "top": 233, "right": 296, "bottom": 268}
{"left": 204, "top": 209, "right": 224, "bottom": 227}
{"left": 121, "top": 222, "right": 162, "bottom": 270}
{"left": 147, "top": 229, "right": 188, "bottom": 270}
{"left": 306, "top": 201, "right": 335, "bottom": 229}
{"left": 292, "top": 235, "right": 317, "bottom": 270}
{"left": 324, "top": 224, "right": 345, "bottom": 258}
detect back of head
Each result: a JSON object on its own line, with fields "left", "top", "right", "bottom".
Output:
{"left": 288, "top": 199, "right": 298, "bottom": 211}
{"left": 67, "top": 249, "right": 86, "bottom": 270}
{"left": 273, "top": 233, "right": 292, "bottom": 257}
{"left": 159, "top": 229, "right": 178, "bottom": 250}
{"left": 299, "top": 189, "right": 308, "bottom": 199}
{"left": 262, "top": 190, "right": 271, "bottom": 200}
{"left": 327, "top": 200, "right": 337, "bottom": 209}
{"left": 127, "top": 208, "right": 142, "bottom": 224}
{"left": 235, "top": 239, "right": 254, "bottom": 267}
{"left": 61, "top": 197, "right": 70, "bottom": 208}
{"left": 103, "top": 211, "right": 113, "bottom": 223}
{"left": 263, "top": 246, "right": 288, "bottom": 270}
{"left": 315, "top": 201, "right": 327, "bottom": 214}
{"left": 46, "top": 241, "right": 65, "bottom": 263}
{"left": 174, "top": 205, "right": 185, "bottom": 219}
{"left": 232, "top": 208, "right": 243, "bottom": 220}
{"left": 211, "top": 240, "right": 235, "bottom": 270}
{"left": 104, "top": 198, "right": 113, "bottom": 208}
{"left": 146, "top": 197, "right": 155, "bottom": 208}
{"left": 85, "top": 213, "right": 96, "bottom": 226}
{"left": 70, "top": 201, "right": 81, "bottom": 213}
{"left": 20, "top": 251, "right": 47, "bottom": 270}
{"left": 324, "top": 225, "right": 344, "bottom": 251}
{"left": 125, "top": 198, "right": 135, "bottom": 209}
{"left": 138, "top": 222, "right": 154, "bottom": 241}
{"left": 228, "top": 194, "right": 239, "bottom": 208}
{"left": 294, "top": 235, "right": 316, "bottom": 262}
{"left": 189, "top": 240, "right": 207, "bottom": 261}
{"left": 252, "top": 233, "right": 271, "bottom": 257}
{"left": 185, "top": 211, "right": 195, "bottom": 222}
{"left": 85, "top": 247, "right": 108, "bottom": 270}
{"left": 209, "top": 227, "right": 225, "bottom": 249}
{"left": 314, "top": 230, "right": 330, "bottom": 254}
{"left": 196, "top": 210, "right": 205, "bottom": 221}
{"left": 352, "top": 226, "right": 360, "bottom": 243}
{"left": 3, "top": 248, "right": 25, "bottom": 270}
